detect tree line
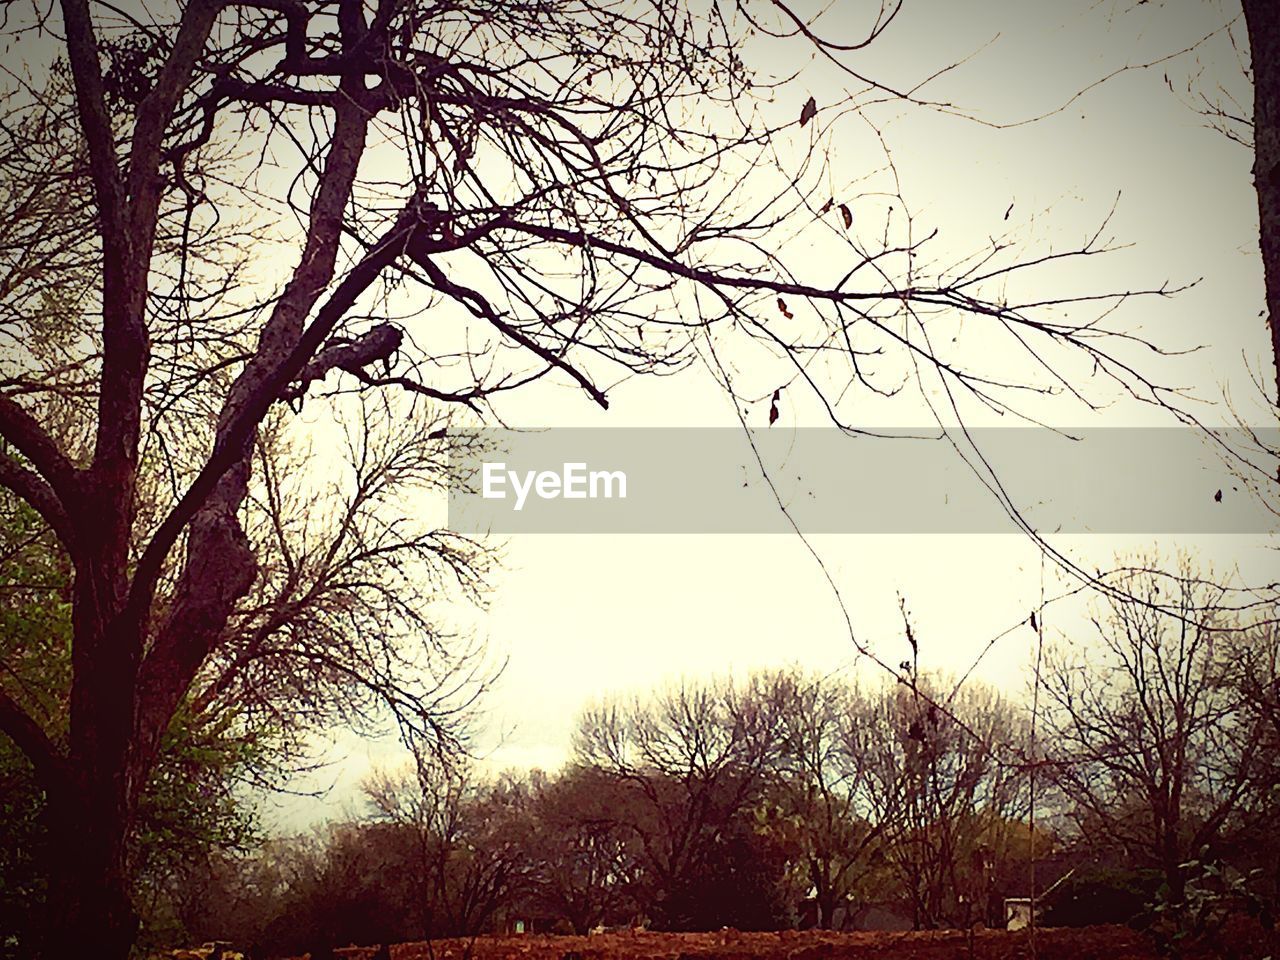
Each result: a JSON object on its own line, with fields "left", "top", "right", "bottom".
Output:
{"left": 112, "top": 564, "right": 1278, "bottom": 958}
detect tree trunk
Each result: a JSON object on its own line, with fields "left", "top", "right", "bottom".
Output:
{"left": 1165, "top": 861, "right": 1187, "bottom": 911}
{"left": 1243, "top": 0, "right": 1280, "bottom": 405}
{"left": 43, "top": 786, "right": 137, "bottom": 960}
{"left": 50, "top": 555, "right": 142, "bottom": 960}
{"left": 816, "top": 884, "right": 837, "bottom": 930}
{"left": 1161, "top": 825, "right": 1187, "bottom": 911}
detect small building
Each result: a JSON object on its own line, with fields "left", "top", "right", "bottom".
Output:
{"left": 1004, "top": 897, "right": 1033, "bottom": 931}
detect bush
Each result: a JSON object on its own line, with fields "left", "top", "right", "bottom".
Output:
{"left": 1039, "top": 867, "right": 1164, "bottom": 928}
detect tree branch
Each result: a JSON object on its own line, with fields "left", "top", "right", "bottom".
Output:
{"left": 57, "top": 0, "right": 125, "bottom": 242}
{"left": 0, "top": 397, "right": 80, "bottom": 508}
{"left": 0, "top": 453, "right": 76, "bottom": 552}
{"left": 0, "top": 686, "right": 68, "bottom": 793}
{"left": 128, "top": 0, "right": 222, "bottom": 261}
{"left": 129, "top": 206, "right": 423, "bottom": 788}
{"left": 280, "top": 323, "right": 404, "bottom": 401}
{"left": 407, "top": 244, "right": 609, "bottom": 410}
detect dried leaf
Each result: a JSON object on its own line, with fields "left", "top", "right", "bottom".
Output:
{"left": 777, "top": 297, "right": 793, "bottom": 319}
{"left": 839, "top": 203, "right": 852, "bottom": 229}
{"left": 799, "top": 96, "right": 817, "bottom": 127}
{"left": 768, "top": 387, "right": 781, "bottom": 426}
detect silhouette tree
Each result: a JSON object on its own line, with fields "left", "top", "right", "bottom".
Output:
{"left": 762, "top": 669, "right": 890, "bottom": 929}
{"left": 575, "top": 678, "right": 782, "bottom": 929}
{"left": 1040, "top": 558, "right": 1273, "bottom": 908}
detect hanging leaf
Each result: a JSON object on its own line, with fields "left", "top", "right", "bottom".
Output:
{"left": 839, "top": 203, "right": 852, "bottom": 229}
{"left": 768, "top": 387, "right": 781, "bottom": 426}
{"left": 820, "top": 198, "right": 832, "bottom": 214}
{"left": 799, "top": 96, "right": 817, "bottom": 127}
{"left": 777, "top": 297, "right": 793, "bottom": 319}
{"left": 1029, "top": 611, "right": 1037, "bottom": 631}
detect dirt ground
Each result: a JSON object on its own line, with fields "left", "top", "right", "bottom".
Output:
{"left": 315, "top": 924, "right": 1266, "bottom": 960}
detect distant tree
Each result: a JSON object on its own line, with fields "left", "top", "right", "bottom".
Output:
{"left": 364, "top": 758, "right": 527, "bottom": 938}
{"left": 521, "top": 765, "right": 644, "bottom": 934}
{"left": 151, "top": 840, "right": 299, "bottom": 955}
{"left": 759, "top": 669, "right": 891, "bottom": 930}
{"left": 225, "top": 822, "right": 420, "bottom": 956}
{"left": 1220, "top": 619, "right": 1280, "bottom": 895}
{"left": 1037, "top": 866, "right": 1164, "bottom": 928}
{"left": 663, "top": 807, "right": 796, "bottom": 932}
{"left": 866, "top": 674, "right": 1031, "bottom": 929}
{"left": 1040, "top": 558, "right": 1273, "bottom": 907}
{"left": 574, "top": 677, "right": 782, "bottom": 929}
{"left": 1229, "top": 622, "right": 1280, "bottom": 741}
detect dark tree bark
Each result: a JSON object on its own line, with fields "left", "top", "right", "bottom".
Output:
{"left": 43, "top": 783, "right": 137, "bottom": 959}
{"left": 1243, "top": 0, "right": 1280, "bottom": 405}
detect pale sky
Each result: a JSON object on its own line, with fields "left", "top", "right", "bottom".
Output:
{"left": 264, "top": 0, "right": 1278, "bottom": 830}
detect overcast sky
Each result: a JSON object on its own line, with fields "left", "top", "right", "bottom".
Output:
{"left": 266, "top": 0, "right": 1277, "bottom": 830}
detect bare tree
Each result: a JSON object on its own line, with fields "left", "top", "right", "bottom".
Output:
{"left": 189, "top": 402, "right": 494, "bottom": 762}
{"left": 1219, "top": 618, "right": 1280, "bottom": 912}
{"left": 574, "top": 677, "right": 780, "bottom": 928}
{"left": 365, "top": 758, "right": 527, "bottom": 938}
{"left": 0, "top": 0, "right": 1177, "bottom": 954}
{"left": 761, "top": 669, "right": 890, "bottom": 930}
{"left": 522, "top": 765, "right": 645, "bottom": 934}
{"left": 1040, "top": 557, "right": 1273, "bottom": 907}
{"left": 866, "top": 675, "right": 1030, "bottom": 929}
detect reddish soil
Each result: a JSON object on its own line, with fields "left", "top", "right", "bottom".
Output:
{"left": 317, "top": 925, "right": 1243, "bottom": 960}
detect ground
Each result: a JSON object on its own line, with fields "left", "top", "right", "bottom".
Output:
{"left": 310, "top": 924, "right": 1272, "bottom": 960}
